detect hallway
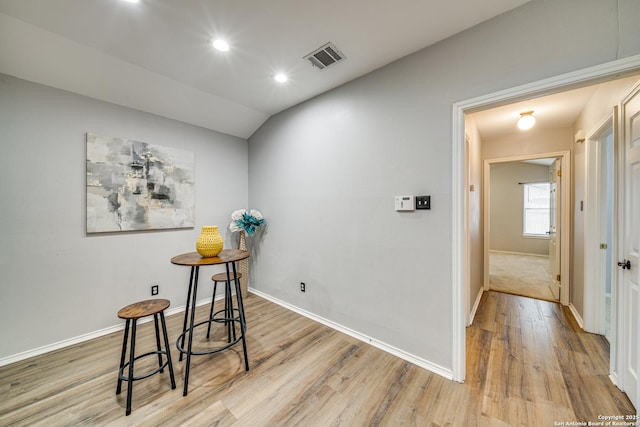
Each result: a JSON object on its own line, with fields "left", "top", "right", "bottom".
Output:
{"left": 467, "top": 291, "right": 633, "bottom": 424}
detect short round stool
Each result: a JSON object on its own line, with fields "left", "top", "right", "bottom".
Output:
{"left": 207, "top": 272, "right": 242, "bottom": 341}
{"left": 116, "top": 299, "right": 176, "bottom": 416}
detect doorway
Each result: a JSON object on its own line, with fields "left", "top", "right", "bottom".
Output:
{"left": 485, "top": 156, "right": 564, "bottom": 302}
{"left": 451, "top": 56, "right": 640, "bottom": 385}
{"left": 584, "top": 117, "right": 615, "bottom": 341}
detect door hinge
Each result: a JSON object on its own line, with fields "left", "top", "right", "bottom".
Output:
{"left": 556, "top": 274, "right": 561, "bottom": 281}
{"left": 557, "top": 169, "right": 562, "bottom": 177}
{"left": 600, "top": 243, "right": 608, "bottom": 249}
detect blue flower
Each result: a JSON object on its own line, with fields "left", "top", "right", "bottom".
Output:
{"left": 229, "top": 209, "right": 265, "bottom": 235}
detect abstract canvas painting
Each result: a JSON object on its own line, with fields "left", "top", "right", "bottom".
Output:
{"left": 86, "top": 133, "right": 195, "bottom": 233}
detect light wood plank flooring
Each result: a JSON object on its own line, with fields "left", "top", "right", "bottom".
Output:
{"left": 0, "top": 291, "right": 634, "bottom": 426}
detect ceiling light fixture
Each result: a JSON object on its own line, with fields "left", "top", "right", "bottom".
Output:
{"left": 123, "top": 0, "right": 140, "bottom": 3}
{"left": 274, "top": 73, "right": 288, "bottom": 83}
{"left": 211, "top": 39, "right": 230, "bottom": 52}
{"left": 517, "top": 111, "right": 535, "bottom": 130}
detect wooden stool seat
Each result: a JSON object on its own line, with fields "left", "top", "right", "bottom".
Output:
{"left": 116, "top": 298, "right": 175, "bottom": 416}
{"left": 118, "top": 299, "right": 170, "bottom": 320}
{"left": 211, "top": 272, "right": 242, "bottom": 282}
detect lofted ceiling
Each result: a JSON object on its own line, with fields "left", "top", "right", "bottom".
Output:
{"left": 0, "top": 0, "right": 530, "bottom": 138}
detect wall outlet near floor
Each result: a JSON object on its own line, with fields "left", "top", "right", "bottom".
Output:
{"left": 151, "top": 285, "right": 159, "bottom": 296}
{"left": 300, "top": 282, "right": 306, "bottom": 292}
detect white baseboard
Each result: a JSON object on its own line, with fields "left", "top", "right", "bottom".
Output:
{"left": 0, "top": 297, "right": 218, "bottom": 367}
{"left": 489, "top": 249, "right": 549, "bottom": 258}
{"left": 568, "top": 303, "right": 584, "bottom": 329}
{"left": 249, "top": 287, "right": 453, "bottom": 381}
{"left": 468, "top": 288, "right": 484, "bottom": 326}
{"left": 2, "top": 288, "right": 455, "bottom": 383}
{"left": 609, "top": 372, "right": 620, "bottom": 389}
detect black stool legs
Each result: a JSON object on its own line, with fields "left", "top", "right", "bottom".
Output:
{"left": 116, "top": 299, "right": 175, "bottom": 416}
{"left": 207, "top": 280, "right": 238, "bottom": 343}
{"left": 207, "top": 272, "right": 243, "bottom": 343}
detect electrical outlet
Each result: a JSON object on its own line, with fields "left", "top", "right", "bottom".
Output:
{"left": 151, "top": 285, "right": 159, "bottom": 296}
{"left": 300, "top": 282, "right": 306, "bottom": 292}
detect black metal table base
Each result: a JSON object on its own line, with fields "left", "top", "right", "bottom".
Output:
{"left": 178, "top": 261, "right": 249, "bottom": 396}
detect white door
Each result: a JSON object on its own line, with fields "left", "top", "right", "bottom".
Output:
{"left": 620, "top": 83, "right": 640, "bottom": 408}
{"left": 600, "top": 131, "right": 615, "bottom": 341}
{"left": 549, "top": 159, "right": 561, "bottom": 300}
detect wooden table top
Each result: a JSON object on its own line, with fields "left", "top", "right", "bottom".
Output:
{"left": 171, "top": 249, "right": 250, "bottom": 266}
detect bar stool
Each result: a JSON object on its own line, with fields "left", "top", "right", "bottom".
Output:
{"left": 207, "top": 272, "right": 242, "bottom": 341}
{"left": 116, "top": 299, "right": 176, "bottom": 416}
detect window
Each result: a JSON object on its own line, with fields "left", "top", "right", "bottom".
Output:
{"left": 523, "top": 182, "right": 550, "bottom": 236}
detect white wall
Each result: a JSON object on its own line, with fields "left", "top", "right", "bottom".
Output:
{"left": 482, "top": 128, "right": 574, "bottom": 160}
{"left": 248, "top": 0, "right": 640, "bottom": 372}
{"left": 465, "top": 116, "right": 484, "bottom": 320}
{"left": 481, "top": 127, "right": 574, "bottom": 259}
{"left": 489, "top": 162, "right": 550, "bottom": 255}
{"left": 0, "top": 74, "right": 248, "bottom": 361}
{"left": 3, "top": 0, "right": 640, "bottom": 373}
{"left": 571, "top": 75, "right": 640, "bottom": 317}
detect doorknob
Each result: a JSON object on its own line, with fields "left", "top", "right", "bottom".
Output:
{"left": 618, "top": 259, "right": 632, "bottom": 270}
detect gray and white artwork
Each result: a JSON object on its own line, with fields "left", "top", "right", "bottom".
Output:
{"left": 86, "top": 133, "right": 195, "bottom": 233}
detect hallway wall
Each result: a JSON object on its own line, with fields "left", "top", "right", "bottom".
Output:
{"left": 249, "top": 0, "right": 640, "bottom": 372}
{"left": 0, "top": 74, "right": 248, "bottom": 362}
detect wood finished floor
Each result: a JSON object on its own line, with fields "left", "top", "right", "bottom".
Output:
{"left": 0, "top": 291, "right": 634, "bottom": 426}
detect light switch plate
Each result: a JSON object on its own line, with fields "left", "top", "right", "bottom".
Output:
{"left": 416, "top": 195, "right": 431, "bottom": 210}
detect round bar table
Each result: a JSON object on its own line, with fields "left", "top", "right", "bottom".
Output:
{"left": 171, "top": 249, "right": 250, "bottom": 396}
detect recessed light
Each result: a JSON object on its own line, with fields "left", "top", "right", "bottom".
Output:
{"left": 274, "top": 73, "right": 288, "bottom": 83}
{"left": 211, "top": 39, "right": 230, "bottom": 52}
{"left": 123, "top": 0, "right": 139, "bottom": 3}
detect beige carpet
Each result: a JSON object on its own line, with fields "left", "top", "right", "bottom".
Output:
{"left": 489, "top": 251, "right": 557, "bottom": 301}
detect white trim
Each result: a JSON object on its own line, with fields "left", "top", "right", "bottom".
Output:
{"left": 465, "top": 136, "right": 472, "bottom": 335}
{"left": 482, "top": 174, "right": 490, "bottom": 291}
{"left": 610, "top": 104, "right": 621, "bottom": 392}
{"left": 560, "top": 155, "right": 571, "bottom": 307}
{"left": 452, "top": 53, "right": 640, "bottom": 383}
{"left": 0, "top": 297, "right": 218, "bottom": 367}
{"left": 250, "top": 287, "right": 454, "bottom": 381}
{"left": 584, "top": 115, "right": 614, "bottom": 334}
{"left": 489, "top": 249, "right": 550, "bottom": 258}
{"left": 452, "top": 94, "right": 467, "bottom": 382}
{"left": 468, "top": 288, "right": 484, "bottom": 326}
{"left": 569, "top": 303, "right": 585, "bottom": 329}
{"left": 522, "top": 234, "right": 551, "bottom": 240}
{"left": 610, "top": 372, "right": 620, "bottom": 389}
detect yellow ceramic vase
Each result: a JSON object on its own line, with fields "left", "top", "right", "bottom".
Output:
{"left": 196, "top": 226, "right": 224, "bottom": 257}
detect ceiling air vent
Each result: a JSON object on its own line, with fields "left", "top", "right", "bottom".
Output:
{"left": 303, "top": 42, "right": 345, "bottom": 70}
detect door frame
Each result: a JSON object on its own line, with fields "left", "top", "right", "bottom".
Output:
{"left": 583, "top": 114, "right": 616, "bottom": 337}
{"left": 482, "top": 152, "right": 570, "bottom": 304}
{"left": 451, "top": 53, "right": 640, "bottom": 383}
